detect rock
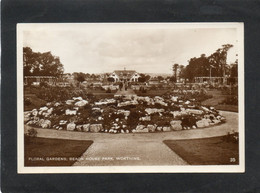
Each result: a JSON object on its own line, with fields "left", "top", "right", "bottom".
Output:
{"left": 98, "top": 116, "right": 103, "bottom": 121}
{"left": 89, "top": 124, "right": 103, "bottom": 132}
{"left": 163, "top": 127, "right": 171, "bottom": 132}
{"left": 75, "top": 100, "right": 88, "bottom": 107}
{"left": 66, "top": 100, "right": 74, "bottom": 105}
{"left": 170, "top": 120, "right": 182, "bottom": 131}
{"left": 31, "top": 109, "right": 38, "bottom": 116}
{"left": 136, "top": 125, "right": 145, "bottom": 131}
{"left": 41, "top": 120, "right": 51, "bottom": 128}
{"left": 54, "top": 102, "right": 60, "bottom": 107}
{"left": 184, "top": 101, "right": 191, "bottom": 105}
{"left": 47, "top": 108, "right": 53, "bottom": 114}
{"left": 121, "top": 129, "right": 125, "bottom": 133}
{"left": 171, "top": 96, "right": 178, "bottom": 102}
{"left": 37, "top": 119, "right": 45, "bottom": 126}
{"left": 186, "top": 109, "right": 203, "bottom": 115}
{"left": 67, "top": 122, "right": 76, "bottom": 131}
{"left": 59, "top": 120, "right": 67, "bottom": 125}
{"left": 155, "top": 100, "right": 168, "bottom": 106}
{"left": 76, "top": 125, "right": 83, "bottom": 131}
{"left": 196, "top": 120, "right": 205, "bottom": 128}
{"left": 147, "top": 124, "right": 156, "bottom": 132}
{"left": 139, "top": 116, "right": 151, "bottom": 121}
{"left": 118, "top": 100, "right": 138, "bottom": 107}
{"left": 24, "top": 112, "right": 31, "bottom": 123}
{"left": 201, "top": 106, "right": 210, "bottom": 112}
{"left": 126, "top": 129, "right": 129, "bottom": 133}
{"left": 137, "top": 128, "right": 149, "bottom": 133}
{"left": 145, "top": 108, "right": 165, "bottom": 115}
{"left": 40, "top": 106, "right": 48, "bottom": 111}
{"left": 192, "top": 125, "right": 197, "bottom": 129}
{"left": 118, "top": 110, "right": 130, "bottom": 117}
{"left": 65, "top": 109, "right": 77, "bottom": 115}
{"left": 157, "top": 126, "right": 162, "bottom": 131}
{"left": 213, "top": 119, "right": 221, "bottom": 124}
{"left": 73, "top": 97, "right": 83, "bottom": 101}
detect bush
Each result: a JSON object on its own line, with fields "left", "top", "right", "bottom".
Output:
{"left": 222, "top": 131, "right": 239, "bottom": 143}
{"left": 106, "top": 88, "right": 112, "bottom": 93}
{"left": 24, "top": 97, "right": 32, "bottom": 106}
{"left": 26, "top": 128, "right": 38, "bottom": 137}
{"left": 180, "top": 115, "right": 198, "bottom": 127}
{"left": 40, "top": 81, "right": 48, "bottom": 88}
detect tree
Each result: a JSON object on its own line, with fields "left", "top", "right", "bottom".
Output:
{"left": 107, "top": 77, "right": 115, "bottom": 82}
{"left": 208, "top": 44, "right": 233, "bottom": 77}
{"left": 23, "top": 47, "right": 64, "bottom": 77}
{"left": 138, "top": 74, "right": 150, "bottom": 83}
{"left": 73, "top": 72, "right": 86, "bottom": 83}
{"left": 157, "top": 76, "right": 164, "bottom": 81}
{"left": 178, "top": 65, "right": 185, "bottom": 79}
{"left": 230, "top": 59, "right": 238, "bottom": 77}
{"left": 184, "top": 54, "right": 210, "bottom": 82}
{"left": 169, "top": 76, "right": 176, "bottom": 82}
{"left": 172, "top": 63, "right": 179, "bottom": 81}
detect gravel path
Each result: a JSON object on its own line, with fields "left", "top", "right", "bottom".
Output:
{"left": 73, "top": 140, "right": 187, "bottom": 166}
{"left": 24, "top": 111, "right": 238, "bottom": 166}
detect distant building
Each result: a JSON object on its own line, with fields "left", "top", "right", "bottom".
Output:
{"left": 109, "top": 69, "right": 140, "bottom": 82}
{"left": 24, "top": 76, "right": 56, "bottom": 86}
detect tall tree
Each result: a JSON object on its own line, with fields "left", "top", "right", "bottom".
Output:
{"left": 209, "top": 44, "right": 233, "bottom": 77}
{"left": 172, "top": 63, "right": 179, "bottom": 81}
{"left": 23, "top": 47, "right": 64, "bottom": 77}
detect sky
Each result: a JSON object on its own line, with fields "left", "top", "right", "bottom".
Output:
{"left": 22, "top": 23, "right": 239, "bottom": 74}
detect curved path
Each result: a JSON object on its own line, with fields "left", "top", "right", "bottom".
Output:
{"left": 24, "top": 111, "right": 238, "bottom": 166}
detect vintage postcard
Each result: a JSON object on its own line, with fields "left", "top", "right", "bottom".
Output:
{"left": 17, "top": 23, "right": 244, "bottom": 173}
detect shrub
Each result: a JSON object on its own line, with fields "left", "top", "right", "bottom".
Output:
{"left": 180, "top": 115, "right": 198, "bottom": 127}
{"left": 40, "top": 81, "right": 48, "bottom": 88}
{"left": 222, "top": 131, "right": 239, "bottom": 143}
{"left": 26, "top": 128, "right": 38, "bottom": 137}
{"left": 106, "top": 88, "right": 112, "bottom": 93}
{"left": 24, "top": 97, "right": 32, "bottom": 106}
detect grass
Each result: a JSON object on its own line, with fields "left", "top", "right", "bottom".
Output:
{"left": 134, "top": 89, "right": 169, "bottom": 96}
{"left": 24, "top": 136, "right": 93, "bottom": 166}
{"left": 214, "top": 104, "right": 238, "bottom": 112}
{"left": 201, "top": 89, "right": 238, "bottom": 112}
{"left": 24, "top": 94, "right": 47, "bottom": 111}
{"left": 164, "top": 136, "right": 239, "bottom": 165}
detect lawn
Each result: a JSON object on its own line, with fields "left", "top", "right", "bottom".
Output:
{"left": 201, "top": 89, "right": 238, "bottom": 112}
{"left": 164, "top": 136, "right": 239, "bottom": 165}
{"left": 24, "top": 136, "right": 93, "bottom": 166}
{"left": 24, "top": 94, "right": 47, "bottom": 111}
{"left": 134, "top": 89, "right": 169, "bottom": 96}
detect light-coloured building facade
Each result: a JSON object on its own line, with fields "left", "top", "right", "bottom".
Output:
{"left": 109, "top": 70, "right": 140, "bottom": 82}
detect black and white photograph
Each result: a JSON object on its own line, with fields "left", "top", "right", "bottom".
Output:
{"left": 17, "top": 23, "right": 244, "bottom": 173}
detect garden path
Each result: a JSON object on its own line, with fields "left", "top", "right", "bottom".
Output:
{"left": 24, "top": 111, "right": 238, "bottom": 166}
{"left": 115, "top": 83, "right": 136, "bottom": 96}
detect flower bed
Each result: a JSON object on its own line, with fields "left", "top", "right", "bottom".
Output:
{"left": 24, "top": 92, "right": 225, "bottom": 134}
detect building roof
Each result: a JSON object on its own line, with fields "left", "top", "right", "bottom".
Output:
{"left": 114, "top": 70, "right": 136, "bottom": 79}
